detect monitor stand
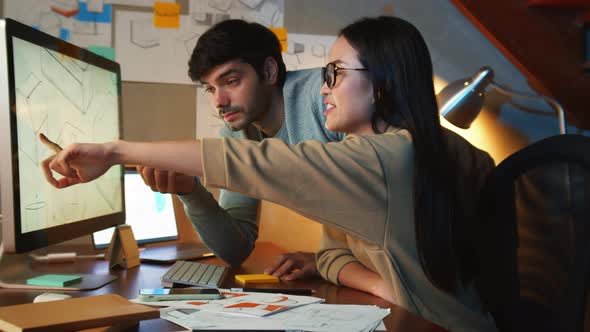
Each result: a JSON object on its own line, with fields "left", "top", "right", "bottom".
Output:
{"left": 0, "top": 250, "right": 117, "bottom": 291}
{"left": 139, "top": 242, "right": 214, "bottom": 263}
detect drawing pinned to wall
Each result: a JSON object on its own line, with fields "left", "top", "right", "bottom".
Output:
{"left": 116, "top": 10, "right": 210, "bottom": 84}
{"left": 189, "top": 0, "right": 284, "bottom": 28}
{"left": 86, "top": 0, "right": 105, "bottom": 13}
{"left": 130, "top": 18, "right": 161, "bottom": 48}
{"left": 177, "top": 31, "right": 201, "bottom": 56}
{"left": 283, "top": 33, "right": 336, "bottom": 71}
{"left": 113, "top": 1, "right": 283, "bottom": 84}
{"left": 4, "top": 0, "right": 112, "bottom": 47}
{"left": 50, "top": 0, "right": 80, "bottom": 17}
{"left": 105, "top": 0, "right": 174, "bottom": 7}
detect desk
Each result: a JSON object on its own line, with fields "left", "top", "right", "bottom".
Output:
{"left": 0, "top": 242, "right": 447, "bottom": 332}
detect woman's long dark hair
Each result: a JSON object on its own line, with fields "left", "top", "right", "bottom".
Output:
{"left": 341, "top": 16, "right": 466, "bottom": 293}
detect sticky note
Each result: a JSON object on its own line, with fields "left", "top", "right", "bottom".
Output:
{"left": 59, "top": 28, "right": 70, "bottom": 41}
{"left": 235, "top": 274, "right": 279, "bottom": 285}
{"left": 75, "top": 3, "right": 112, "bottom": 23}
{"left": 88, "top": 46, "right": 115, "bottom": 61}
{"left": 154, "top": 2, "right": 180, "bottom": 29}
{"left": 269, "top": 27, "right": 287, "bottom": 52}
{"left": 26, "top": 274, "right": 82, "bottom": 287}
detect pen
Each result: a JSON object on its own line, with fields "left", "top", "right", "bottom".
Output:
{"left": 230, "top": 287, "right": 315, "bottom": 296}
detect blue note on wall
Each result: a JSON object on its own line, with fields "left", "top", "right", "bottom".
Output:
{"left": 59, "top": 28, "right": 70, "bottom": 41}
{"left": 75, "top": 3, "right": 112, "bottom": 23}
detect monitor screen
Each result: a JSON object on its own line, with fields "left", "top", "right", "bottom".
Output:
{"left": 0, "top": 18, "right": 124, "bottom": 253}
{"left": 92, "top": 170, "right": 178, "bottom": 249}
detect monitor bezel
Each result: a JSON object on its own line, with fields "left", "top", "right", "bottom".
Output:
{"left": 0, "top": 18, "right": 125, "bottom": 253}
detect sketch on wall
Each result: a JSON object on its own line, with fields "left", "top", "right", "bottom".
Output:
{"left": 3, "top": 0, "right": 113, "bottom": 47}
{"left": 4, "top": 0, "right": 339, "bottom": 140}
{"left": 115, "top": 0, "right": 284, "bottom": 85}
{"left": 283, "top": 33, "right": 335, "bottom": 71}
{"left": 190, "top": 0, "right": 283, "bottom": 28}
{"left": 115, "top": 10, "right": 210, "bottom": 84}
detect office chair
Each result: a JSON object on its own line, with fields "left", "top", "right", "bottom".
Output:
{"left": 475, "top": 134, "right": 590, "bottom": 332}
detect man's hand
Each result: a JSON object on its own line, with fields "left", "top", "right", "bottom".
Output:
{"left": 39, "top": 133, "right": 114, "bottom": 189}
{"left": 264, "top": 251, "right": 319, "bottom": 281}
{"left": 136, "top": 166, "right": 195, "bottom": 194}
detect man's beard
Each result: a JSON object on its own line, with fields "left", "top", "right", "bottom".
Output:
{"left": 218, "top": 106, "right": 245, "bottom": 131}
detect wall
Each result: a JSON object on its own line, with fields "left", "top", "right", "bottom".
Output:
{"left": 3, "top": 0, "right": 588, "bottom": 253}
{"left": 392, "top": 0, "right": 590, "bottom": 163}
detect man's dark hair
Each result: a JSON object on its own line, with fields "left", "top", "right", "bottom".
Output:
{"left": 188, "top": 19, "right": 286, "bottom": 87}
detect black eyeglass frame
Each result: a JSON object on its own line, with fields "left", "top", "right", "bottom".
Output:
{"left": 322, "top": 62, "right": 368, "bottom": 88}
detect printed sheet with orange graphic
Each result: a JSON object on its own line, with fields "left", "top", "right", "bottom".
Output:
{"left": 132, "top": 289, "right": 324, "bottom": 317}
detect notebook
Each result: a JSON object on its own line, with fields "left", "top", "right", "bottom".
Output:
{"left": 0, "top": 294, "right": 159, "bottom": 332}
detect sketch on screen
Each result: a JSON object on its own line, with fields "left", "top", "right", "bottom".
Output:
{"left": 13, "top": 37, "right": 121, "bottom": 233}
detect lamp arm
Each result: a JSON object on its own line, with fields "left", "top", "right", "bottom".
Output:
{"left": 489, "top": 81, "right": 566, "bottom": 135}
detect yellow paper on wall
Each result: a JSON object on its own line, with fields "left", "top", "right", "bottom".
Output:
{"left": 269, "top": 27, "right": 288, "bottom": 52}
{"left": 154, "top": 2, "right": 180, "bottom": 29}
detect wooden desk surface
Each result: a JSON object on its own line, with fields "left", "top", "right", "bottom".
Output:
{"left": 0, "top": 242, "right": 447, "bottom": 332}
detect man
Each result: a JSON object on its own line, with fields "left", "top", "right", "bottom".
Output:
{"left": 138, "top": 19, "right": 344, "bottom": 279}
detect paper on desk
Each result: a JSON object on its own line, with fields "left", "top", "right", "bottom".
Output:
{"left": 160, "top": 303, "right": 390, "bottom": 332}
{"left": 361, "top": 320, "right": 386, "bottom": 332}
{"left": 133, "top": 290, "right": 323, "bottom": 317}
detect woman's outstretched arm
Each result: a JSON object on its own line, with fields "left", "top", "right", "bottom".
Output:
{"left": 40, "top": 134, "right": 204, "bottom": 188}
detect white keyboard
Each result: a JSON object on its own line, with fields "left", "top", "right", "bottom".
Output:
{"left": 161, "top": 260, "right": 228, "bottom": 288}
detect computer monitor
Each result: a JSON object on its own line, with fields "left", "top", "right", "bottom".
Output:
{"left": 92, "top": 169, "right": 178, "bottom": 249}
{"left": 0, "top": 18, "right": 125, "bottom": 253}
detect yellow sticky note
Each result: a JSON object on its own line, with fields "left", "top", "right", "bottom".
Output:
{"left": 235, "top": 274, "right": 279, "bottom": 285}
{"left": 269, "top": 27, "right": 288, "bottom": 52}
{"left": 154, "top": 2, "right": 180, "bottom": 29}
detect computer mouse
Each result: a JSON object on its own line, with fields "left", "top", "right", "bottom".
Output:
{"left": 33, "top": 292, "right": 72, "bottom": 303}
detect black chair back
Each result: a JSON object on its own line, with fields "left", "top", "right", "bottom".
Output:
{"left": 477, "top": 134, "right": 590, "bottom": 332}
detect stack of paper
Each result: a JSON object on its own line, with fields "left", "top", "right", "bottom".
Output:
{"left": 160, "top": 304, "right": 389, "bottom": 331}
{"left": 133, "top": 290, "right": 324, "bottom": 317}
{"left": 133, "top": 290, "right": 389, "bottom": 331}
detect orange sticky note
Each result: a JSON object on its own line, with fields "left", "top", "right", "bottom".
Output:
{"left": 154, "top": 2, "right": 180, "bottom": 29}
{"left": 269, "top": 27, "right": 287, "bottom": 52}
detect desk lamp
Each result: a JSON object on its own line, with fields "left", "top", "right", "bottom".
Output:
{"left": 436, "top": 67, "right": 567, "bottom": 134}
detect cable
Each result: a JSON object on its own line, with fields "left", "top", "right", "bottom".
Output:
{"left": 29, "top": 252, "right": 105, "bottom": 264}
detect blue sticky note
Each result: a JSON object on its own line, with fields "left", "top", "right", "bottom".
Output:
{"left": 59, "top": 28, "right": 70, "bottom": 41}
{"left": 75, "top": 3, "right": 112, "bottom": 23}
{"left": 26, "top": 274, "right": 82, "bottom": 287}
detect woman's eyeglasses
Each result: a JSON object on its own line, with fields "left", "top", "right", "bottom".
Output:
{"left": 322, "top": 62, "right": 367, "bottom": 88}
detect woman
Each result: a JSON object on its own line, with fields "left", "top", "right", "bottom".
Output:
{"left": 41, "top": 17, "right": 496, "bottom": 331}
